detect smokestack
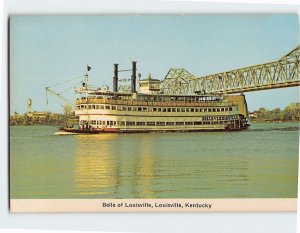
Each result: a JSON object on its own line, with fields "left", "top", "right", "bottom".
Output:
{"left": 131, "top": 61, "right": 137, "bottom": 92}
{"left": 113, "top": 64, "right": 118, "bottom": 92}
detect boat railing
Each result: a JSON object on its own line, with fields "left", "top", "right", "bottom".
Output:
{"left": 75, "top": 98, "right": 238, "bottom": 107}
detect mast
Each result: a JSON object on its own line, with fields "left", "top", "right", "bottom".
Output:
{"left": 85, "top": 65, "right": 91, "bottom": 129}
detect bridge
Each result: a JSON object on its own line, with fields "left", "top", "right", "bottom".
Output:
{"left": 160, "top": 45, "right": 300, "bottom": 95}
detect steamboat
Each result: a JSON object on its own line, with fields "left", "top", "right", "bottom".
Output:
{"left": 59, "top": 62, "right": 249, "bottom": 134}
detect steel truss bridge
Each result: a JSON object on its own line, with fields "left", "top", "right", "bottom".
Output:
{"left": 160, "top": 45, "right": 300, "bottom": 95}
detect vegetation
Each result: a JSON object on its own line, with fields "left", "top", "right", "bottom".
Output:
{"left": 10, "top": 112, "right": 77, "bottom": 126}
{"left": 249, "top": 102, "right": 300, "bottom": 122}
{"left": 10, "top": 104, "right": 77, "bottom": 126}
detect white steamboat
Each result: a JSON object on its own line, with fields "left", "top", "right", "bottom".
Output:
{"left": 61, "top": 62, "right": 249, "bottom": 134}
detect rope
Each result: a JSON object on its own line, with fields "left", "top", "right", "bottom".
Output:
{"left": 47, "top": 75, "right": 85, "bottom": 88}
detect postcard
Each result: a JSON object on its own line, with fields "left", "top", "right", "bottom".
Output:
{"left": 9, "top": 15, "right": 299, "bottom": 212}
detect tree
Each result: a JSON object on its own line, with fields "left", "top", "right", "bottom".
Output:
{"left": 63, "top": 104, "right": 73, "bottom": 116}
{"left": 283, "top": 103, "right": 300, "bottom": 121}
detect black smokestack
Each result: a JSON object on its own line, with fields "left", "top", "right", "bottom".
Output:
{"left": 113, "top": 64, "right": 118, "bottom": 92}
{"left": 131, "top": 61, "right": 137, "bottom": 92}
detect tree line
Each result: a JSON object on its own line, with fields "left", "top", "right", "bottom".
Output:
{"left": 249, "top": 102, "right": 300, "bottom": 122}
{"left": 10, "top": 104, "right": 76, "bottom": 126}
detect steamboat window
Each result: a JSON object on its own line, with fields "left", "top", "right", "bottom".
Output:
{"left": 185, "top": 122, "right": 194, "bottom": 125}
{"left": 105, "top": 105, "right": 111, "bottom": 110}
{"left": 148, "top": 108, "right": 153, "bottom": 112}
{"left": 212, "top": 108, "right": 216, "bottom": 112}
{"left": 162, "top": 108, "right": 166, "bottom": 112}
{"left": 138, "top": 107, "right": 142, "bottom": 111}
{"left": 117, "top": 106, "right": 121, "bottom": 111}
{"left": 208, "top": 108, "right": 211, "bottom": 112}
{"left": 122, "top": 106, "right": 127, "bottom": 111}
{"left": 92, "top": 105, "right": 95, "bottom": 109}
{"left": 182, "top": 108, "right": 186, "bottom": 112}
{"left": 112, "top": 106, "right": 116, "bottom": 110}
{"left": 120, "top": 121, "right": 125, "bottom": 126}
{"left": 128, "top": 107, "right": 132, "bottom": 111}
{"left": 172, "top": 108, "right": 176, "bottom": 112}
{"left": 167, "top": 108, "right": 171, "bottom": 112}
{"left": 166, "top": 122, "right": 175, "bottom": 125}
{"left": 229, "top": 107, "right": 232, "bottom": 111}
{"left": 186, "top": 108, "right": 190, "bottom": 112}
{"left": 156, "top": 122, "right": 165, "bottom": 126}
{"left": 175, "top": 122, "right": 184, "bottom": 125}
{"left": 157, "top": 108, "right": 161, "bottom": 112}
{"left": 191, "top": 108, "right": 195, "bottom": 112}
{"left": 225, "top": 108, "right": 228, "bottom": 111}
{"left": 194, "top": 121, "right": 202, "bottom": 125}
{"left": 96, "top": 105, "right": 100, "bottom": 109}
{"left": 221, "top": 108, "right": 224, "bottom": 111}
{"left": 133, "top": 107, "right": 137, "bottom": 111}
{"left": 177, "top": 108, "right": 181, "bottom": 112}
{"left": 153, "top": 108, "right": 157, "bottom": 112}
{"left": 88, "top": 105, "right": 92, "bottom": 109}
{"left": 143, "top": 107, "right": 147, "bottom": 111}
{"left": 195, "top": 108, "right": 199, "bottom": 112}
{"left": 146, "top": 122, "right": 155, "bottom": 126}
{"left": 100, "top": 105, "right": 104, "bottom": 109}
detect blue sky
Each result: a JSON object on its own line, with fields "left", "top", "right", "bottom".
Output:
{"left": 10, "top": 15, "right": 299, "bottom": 114}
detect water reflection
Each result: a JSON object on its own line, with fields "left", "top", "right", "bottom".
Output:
{"left": 69, "top": 126, "right": 298, "bottom": 198}
{"left": 74, "top": 134, "right": 157, "bottom": 198}
{"left": 73, "top": 133, "right": 250, "bottom": 198}
{"left": 135, "top": 137, "right": 155, "bottom": 198}
{"left": 74, "top": 134, "right": 118, "bottom": 196}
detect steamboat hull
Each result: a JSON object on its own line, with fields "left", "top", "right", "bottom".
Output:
{"left": 58, "top": 123, "right": 250, "bottom": 134}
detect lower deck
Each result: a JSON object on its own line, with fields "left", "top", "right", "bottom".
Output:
{"left": 60, "top": 123, "right": 249, "bottom": 134}
{"left": 73, "top": 115, "right": 248, "bottom": 133}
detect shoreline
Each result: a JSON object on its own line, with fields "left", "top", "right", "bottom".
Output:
{"left": 9, "top": 121, "right": 300, "bottom": 127}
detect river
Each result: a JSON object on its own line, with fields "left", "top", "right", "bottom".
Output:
{"left": 10, "top": 122, "right": 299, "bottom": 199}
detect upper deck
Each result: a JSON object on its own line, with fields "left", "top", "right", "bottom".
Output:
{"left": 75, "top": 91, "right": 237, "bottom": 108}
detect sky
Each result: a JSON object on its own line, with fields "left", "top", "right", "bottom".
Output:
{"left": 10, "top": 15, "right": 299, "bottom": 114}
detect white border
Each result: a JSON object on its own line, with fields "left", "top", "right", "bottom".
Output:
{"left": 1, "top": 1, "right": 300, "bottom": 233}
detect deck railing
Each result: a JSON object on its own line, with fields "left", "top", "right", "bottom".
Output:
{"left": 75, "top": 98, "right": 237, "bottom": 107}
